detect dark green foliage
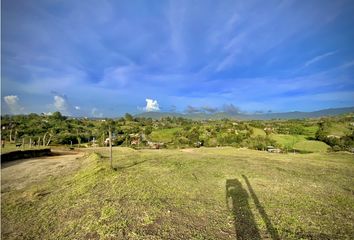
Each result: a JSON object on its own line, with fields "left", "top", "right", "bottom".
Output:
{"left": 124, "top": 113, "right": 133, "bottom": 121}
{"left": 144, "top": 126, "right": 153, "bottom": 135}
{"left": 50, "top": 111, "right": 67, "bottom": 121}
{"left": 315, "top": 121, "right": 330, "bottom": 141}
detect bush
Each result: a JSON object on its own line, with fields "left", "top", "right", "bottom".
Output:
{"left": 205, "top": 138, "right": 218, "bottom": 147}
{"left": 217, "top": 132, "right": 244, "bottom": 146}
{"left": 331, "top": 145, "right": 342, "bottom": 152}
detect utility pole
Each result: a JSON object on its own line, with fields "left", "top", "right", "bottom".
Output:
{"left": 76, "top": 129, "right": 80, "bottom": 148}
{"left": 109, "top": 127, "right": 113, "bottom": 169}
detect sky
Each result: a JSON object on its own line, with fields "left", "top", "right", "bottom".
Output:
{"left": 2, "top": 0, "right": 354, "bottom": 117}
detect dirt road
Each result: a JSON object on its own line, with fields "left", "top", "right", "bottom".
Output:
{"left": 1, "top": 150, "right": 85, "bottom": 192}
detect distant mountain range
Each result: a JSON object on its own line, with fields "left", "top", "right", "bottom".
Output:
{"left": 135, "top": 107, "right": 354, "bottom": 120}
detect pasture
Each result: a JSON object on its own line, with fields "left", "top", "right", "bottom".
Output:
{"left": 269, "top": 134, "right": 330, "bottom": 153}
{"left": 149, "top": 127, "right": 182, "bottom": 143}
{"left": 1, "top": 147, "right": 353, "bottom": 239}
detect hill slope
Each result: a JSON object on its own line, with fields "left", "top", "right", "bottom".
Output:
{"left": 2, "top": 148, "right": 353, "bottom": 239}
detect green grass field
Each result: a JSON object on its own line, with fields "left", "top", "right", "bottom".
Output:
{"left": 251, "top": 127, "right": 266, "bottom": 136}
{"left": 270, "top": 134, "right": 307, "bottom": 146}
{"left": 149, "top": 127, "right": 182, "bottom": 143}
{"left": 270, "top": 134, "right": 330, "bottom": 153}
{"left": 293, "top": 140, "right": 330, "bottom": 153}
{"left": 2, "top": 147, "right": 354, "bottom": 239}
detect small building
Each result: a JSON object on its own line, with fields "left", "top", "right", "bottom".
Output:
{"left": 266, "top": 146, "right": 281, "bottom": 153}
{"left": 327, "top": 135, "right": 340, "bottom": 139}
{"left": 131, "top": 139, "right": 140, "bottom": 145}
{"left": 264, "top": 127, "right": 273, "bottom": 134}
{"left": 129, "top": 134, "right": 141, "bottom": 144}
{"left": 194, "top": 141, "right": 202, "bottom": 148}
{"left": 104, "top": 138, "right": 111, "bottom": 146}
{"left": 147, "top": 141, "right": 164, "bottom": 149}
{"left": 91, "top": 138, "right": 98, "bottom": 147}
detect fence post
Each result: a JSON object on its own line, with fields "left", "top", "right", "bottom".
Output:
{"left": 109, "top": 128, "right": 113, "bottom": 169}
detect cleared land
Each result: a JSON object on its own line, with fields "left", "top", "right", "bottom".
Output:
{"left": 1, "top": 147, "right": 354, "bottom": 239}
{"left": 1, "top": 150, "right": 84, "bottom": 192}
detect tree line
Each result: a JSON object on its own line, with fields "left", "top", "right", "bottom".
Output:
{"left": 1, "top": 111, "right": 353, "bottom": 152}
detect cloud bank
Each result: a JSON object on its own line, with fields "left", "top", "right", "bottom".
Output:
{"left": 4, "top": 95, "right": 24, "bottom": 114}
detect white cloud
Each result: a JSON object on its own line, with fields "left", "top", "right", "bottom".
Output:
{"left": 54, "top": 95, "right": 70, "bottom": 115}
{"left": 91, "top": 108, "right": 103, "bottom": 118}
{"left": 4, "top": 95, "right": 24, "bottom": 114}
{"left": 75, "top": 106, "right": 80, "bottom": 110}
{"left": 143, "top": 98, "right": 160, "bottom": 112}
{"left": 305, "top": 51, "right": 337, "bottom": 67}
{"left": 339, "top": 60, "right": 354, "bottom": 69}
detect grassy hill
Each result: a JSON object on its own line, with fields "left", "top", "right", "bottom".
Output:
{"left": 2, "top": 147, "right": 353, "bottom": 239}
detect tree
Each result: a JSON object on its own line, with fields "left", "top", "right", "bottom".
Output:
{"left": 144, "top": 126, "right": 153, "bottom": 135}
{"left": 315, "top": 121, "right": 330, "bottom": 141}
{"left": 125, "top": 113, "right": 133, "bottom": 121}
{"left": 50, "top": 111, "right": 66, "bottom": 121}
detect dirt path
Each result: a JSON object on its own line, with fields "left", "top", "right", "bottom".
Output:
{"left": 1, "top": 150, "right": 85, "bottom": 192}
{"left": 180, "top": 148, "right": 196, "bottom": 153}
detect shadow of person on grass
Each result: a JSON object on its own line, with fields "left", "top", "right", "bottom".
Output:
{"left": 226, "top": 179, "right": 261, "bottom": 240}
{"left": 242, "top": 175, "right": 280, "bottom": 240}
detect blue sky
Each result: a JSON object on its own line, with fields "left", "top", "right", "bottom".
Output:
{"left": 2, "top": 0, "right": 354, "bottom": 117}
